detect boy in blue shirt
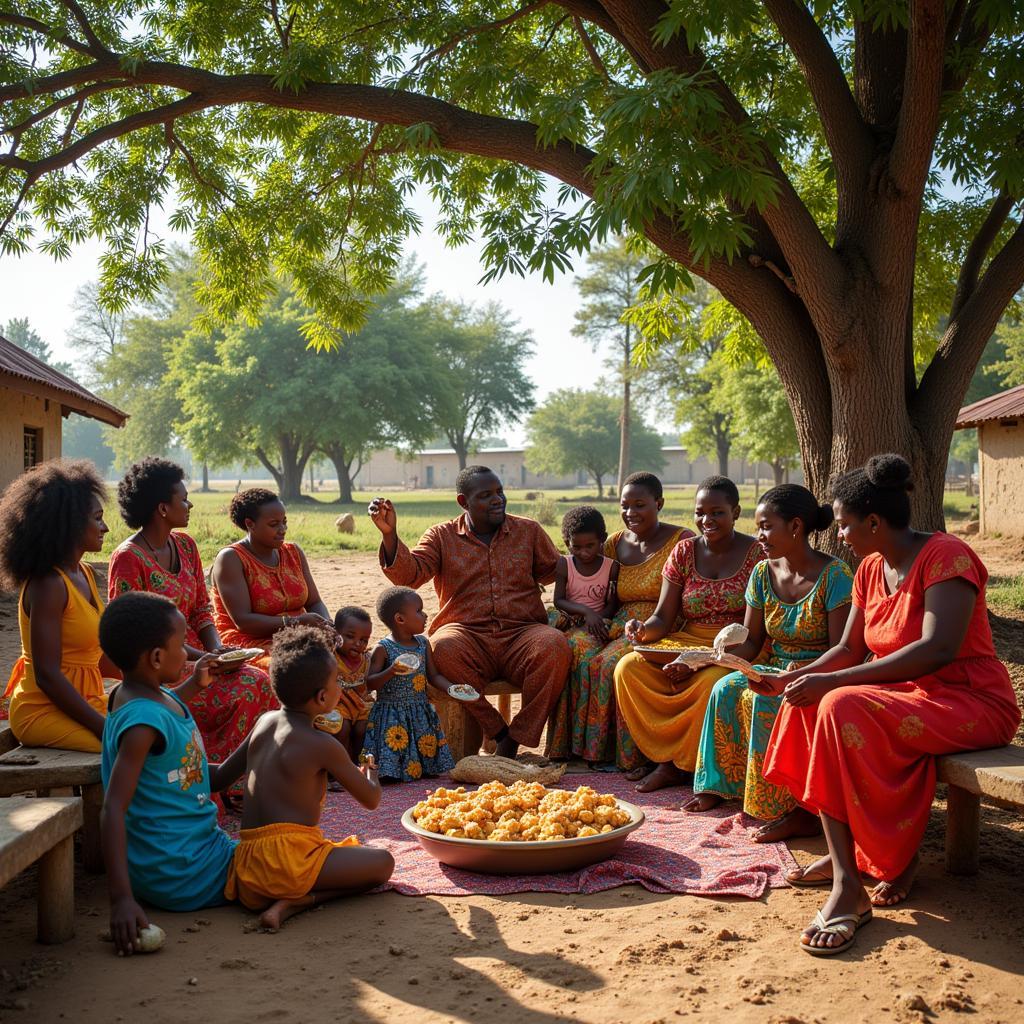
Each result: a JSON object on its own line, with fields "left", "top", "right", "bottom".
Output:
{"left": 100, "top": 592, "right": 245, "bottom": 955}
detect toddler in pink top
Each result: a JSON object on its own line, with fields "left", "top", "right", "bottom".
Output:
{"left": 552, "top": 506, "right": 620, "bottom": 642}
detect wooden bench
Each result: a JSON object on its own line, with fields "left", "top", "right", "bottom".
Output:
{"left": 937, "top": 744, "right": 1024, "bottom": 875}
{"left": 0, "top": 796, "right": 83, "bottom": 943}
{"left": 434, "top": 681, "right": 517, "bottom": 761}
{"left": 0, "top": 743, "right": 103, "bottom": 872}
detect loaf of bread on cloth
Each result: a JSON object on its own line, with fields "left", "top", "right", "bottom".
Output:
{"left": 450, "top": 755, "right": 567, "bottom": 786}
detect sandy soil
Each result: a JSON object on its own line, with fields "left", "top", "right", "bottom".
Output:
{"left": 1, "top": 551, "right": 1023, "bottom": 1023}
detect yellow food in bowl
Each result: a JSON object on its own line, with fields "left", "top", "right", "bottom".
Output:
{"left": 410, "top": 781, "right": 632, "bottom": 842}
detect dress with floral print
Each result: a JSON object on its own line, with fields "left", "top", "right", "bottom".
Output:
{"left": 361, "top": 635, "right": 454, "bottom": 782}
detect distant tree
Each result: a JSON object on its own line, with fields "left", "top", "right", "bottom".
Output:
{"left": 66, "top": 281, "right": 125, "bottom": 370}
{"left": 172, "top": 290, "right": 328, "bottom": 502}
{"left": 573, "top": 240, "right": 661, "bottom": 494}
{"left": 428, "top": 303, "right": 536, "bottom": 470}
{"left": 62, "top": 415, "right": 115, "bottom": 476}
{"left": 526, "top": 389, "right": 664, "bottom": 498}
{"left": 4, "top": 317, "right": 74, "bottom": 375}
{"left": 315, "top": 278, "right": 447, "bottom": 503}
{"left": 722, "top": 365, "right": 801, "bottom": 486}
{"left": 94, "top": 251, "right": 200, "bottom": 468}
{"left": 993, "top": 322, "right": 1024, "bottom": 388}
{"left": 677, "top": 351, "right": 734, "bottom": 477}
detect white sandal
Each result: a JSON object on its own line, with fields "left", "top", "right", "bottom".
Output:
{"left": 801, "top": 908, "right": 872, "bottom": 956}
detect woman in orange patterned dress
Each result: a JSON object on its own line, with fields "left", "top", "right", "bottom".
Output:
{"left": 544, "top": 472, "right": 692, "bottom": 770}
{"left": 762, "top": 455, "right": 1020, "bottom": 956}
{"left": 614, "top": 476, "right": 762, "bottom": 792}
{"left": 212, "top": 489, "right": 331, "bottom": 671}
{"left": 108, "top": 459, "right": 278, "bottom": 767}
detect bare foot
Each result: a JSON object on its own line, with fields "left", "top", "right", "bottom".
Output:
{"left": 495, "top": 736, "right": 519, "bottom": 759}
{"left": 802, "top": 877, "right": 872, "bottom": 951}
{"left": 680, "top": 793, "right": 723, "bottom": 813}
{"left": 753, "top": 807, "right": 823, "bottom": 844}
{"left": 624, "top": 764, "right": 652, "bottom": 782}
{"left": 786, "top": 854, "right": 833, "bottom": 888}
{"left": 635, "top": 762, "right": 692, "bottom": 793}
{"left": 870, "top": 852, "right": 918, "bottom": 906}
{"left": 259, "top": 895, "right": 316, "bottom": 932}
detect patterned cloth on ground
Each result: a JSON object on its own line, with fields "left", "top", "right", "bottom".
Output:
{"left": 221, "top": 772, "right": 796, "bottom": 899}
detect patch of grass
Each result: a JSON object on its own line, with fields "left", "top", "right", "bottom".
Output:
{"left": 988, "top": 574, "right": 1024, "bottom": 614}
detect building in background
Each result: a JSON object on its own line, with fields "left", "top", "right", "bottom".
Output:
{"left": 352, "top": 445, "right": 800, "bottom": 491}
{"left": 956, "top": 384, "right": 1024, "bottom": 536}
{"left": 0, "top": 334, "right": 127, "bottom": 493}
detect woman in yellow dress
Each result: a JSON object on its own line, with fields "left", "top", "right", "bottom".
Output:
{"left": 615, "top": 476, "right": 762, "bottom": 792}
{"left": 545, "top": 472, "right": 692, "bottom": 771}
{"left": 1, "top": 460, "right": 114, "bottom": 752}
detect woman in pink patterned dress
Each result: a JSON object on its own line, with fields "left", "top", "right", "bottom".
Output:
{"left": 108, "top": 459, "right": 278, "bottom": 766}
{"left": 615, "top": 476, "right": 762, "bottom": 792}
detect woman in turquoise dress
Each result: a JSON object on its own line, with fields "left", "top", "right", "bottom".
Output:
{"left": 686, "top": 485, "right": 853, "bottom": 842}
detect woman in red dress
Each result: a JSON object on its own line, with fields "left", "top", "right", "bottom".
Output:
{"left": 108, "top": 459, "right": 278, "bottom": 766}
{"left": 762, "top": 455, "right": 1020, "bottom": 956}
{"left": 211, "top": 488, "right": 331, "bottom": 670}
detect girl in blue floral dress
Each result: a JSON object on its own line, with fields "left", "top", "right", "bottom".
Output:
{"left": 362, "top": 586, "right": 456, "bottom": 782}
{"left": 686, "top": 485, "right": 853, "bottom": 843}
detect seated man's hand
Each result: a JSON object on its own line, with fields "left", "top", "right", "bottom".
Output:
{"left": 368, "top": 497, "right": 397, "bottom": 535}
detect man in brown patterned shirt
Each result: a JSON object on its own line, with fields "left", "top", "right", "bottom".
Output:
{"left": 369, "top": 466, "right": 570, "bottom": 758}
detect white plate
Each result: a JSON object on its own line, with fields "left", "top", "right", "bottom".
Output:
{"left": 447, "top": 684, "right": 480, "bottom": 702}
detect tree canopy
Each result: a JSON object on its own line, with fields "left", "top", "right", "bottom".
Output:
{"left": 526, "top": 387, "right": 664, "bottom": 496}
{"left": 1, "top": 2, "right": 1022, "bottom": 526}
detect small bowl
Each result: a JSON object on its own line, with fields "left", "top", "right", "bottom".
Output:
{"left": 400, "top": 799, "right": 645, "bottom": 875}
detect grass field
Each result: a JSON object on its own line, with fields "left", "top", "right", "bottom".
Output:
{"left": 99, "top": 483, "right": 978, "bottom": 567}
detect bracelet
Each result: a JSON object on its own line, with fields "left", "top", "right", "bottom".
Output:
{"left": 281, "top": 615, "right": 288, "bottom": 628}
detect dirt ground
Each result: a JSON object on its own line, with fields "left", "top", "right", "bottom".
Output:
{"left": 1, "top": 546, "right": 1023, "bottom": 1023}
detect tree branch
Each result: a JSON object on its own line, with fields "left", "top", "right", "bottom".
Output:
{"left": 0, "top": 11, "right": 94, "bottom": 58}
{"left": 941, "top": 0, "right": 997, "bottom": 94}
{"left": 56, "top": 0, "right": 111, "bottom": 55}
{"left": 761, "top": 0, "right": 873, "bottom": 177}
{"left": 572, "top": 15, "right": 611, "bottom": 82}
{"left": 0, "top": 93, "right": 213, "bottom": 181}
{"left": 1, "top": 82, "right": 124, "bottom": 144}
{"left": 950, "top": 189, "right": 1014, "bottom": 321}
{"left": 598, "top": 0, "right": 849, "bottom": 333}
{"left": 889, "top": 0, "right": 946, "bottom": 193}
{"left": 0, "top": 60, "right": 121, "bottom": 104}
{"left": 916, "top": 215, "right": 1024, "bottom": 430}
{"left": 411, "top": 0, "right": 548, "bottom": 71}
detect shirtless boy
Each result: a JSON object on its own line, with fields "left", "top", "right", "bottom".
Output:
{"left": 225, "top": 625, "right": 394, "bottom": 931}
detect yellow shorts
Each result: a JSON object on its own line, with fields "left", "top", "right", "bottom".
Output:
{"left": 225, "top": 822, "right": 359, "bottom": 910}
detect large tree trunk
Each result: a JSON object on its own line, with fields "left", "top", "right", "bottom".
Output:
{"left": 258, "top": 434, "right": 313, "bottom": 503}
{"left": 322, "top": 444, "right": 356, "bottom": 504}
{"left": 594, "top": 471, "right": 604, "bottom": 498}
{"left": 715, "top": 431, "right": 730, "bottom": 477}
{"left": 200, "top": 463, "right": 210, "bottom": 492}
{"left": 617, "top": 328, "right": 631, "bottom": 493}
{"left": 771, "top": 460, "right": 785, "bottom": 486}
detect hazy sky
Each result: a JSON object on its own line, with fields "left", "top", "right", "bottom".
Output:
{"left": 0, "top": 185, "right": 672, "bottom": 445}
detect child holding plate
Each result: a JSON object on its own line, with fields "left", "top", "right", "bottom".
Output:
{"left": 362, "top": 586, "right": 458, "bottom": 782}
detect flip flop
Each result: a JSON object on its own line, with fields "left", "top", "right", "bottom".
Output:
{"left": 870, "top": 881, "right": 910, "bottom": 906}
{"left": 786, "top": 865, "right": 833, "bottom": 889}
{"left": 801, "top": 908, "right": 872, "bottom": 957}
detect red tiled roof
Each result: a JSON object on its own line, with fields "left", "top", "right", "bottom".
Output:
{"left": 956, "top": 383, "right": 1024, "bottom": 429}
{"left": 0, "top": 334, "right": 127, "bottom": 427}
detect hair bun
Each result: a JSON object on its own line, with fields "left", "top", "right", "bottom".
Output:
{"left": 865, "top": 453, "right": 914, "bottom": 492}
{"left": 815, "top": 503, "right": 835, "bottom": 531}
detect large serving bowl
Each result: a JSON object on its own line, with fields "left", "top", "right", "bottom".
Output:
{"left": 401, "top": 798, "right": 645, "bottom": 875}
{"left": 631, "top": 639, "right": 709, "bottom": 665}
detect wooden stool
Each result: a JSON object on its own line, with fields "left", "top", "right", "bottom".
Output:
{"left": 434, "top": 681, "right": 519, "bottom": 761}
{"left": 0, "top": 745, "right": 103, "bottom": 873}
{"left": 937, "top": 744, "right": 1024, "bottom": 875}
{"left": 0, "top": 796, "right": 83, "bottom": 943}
